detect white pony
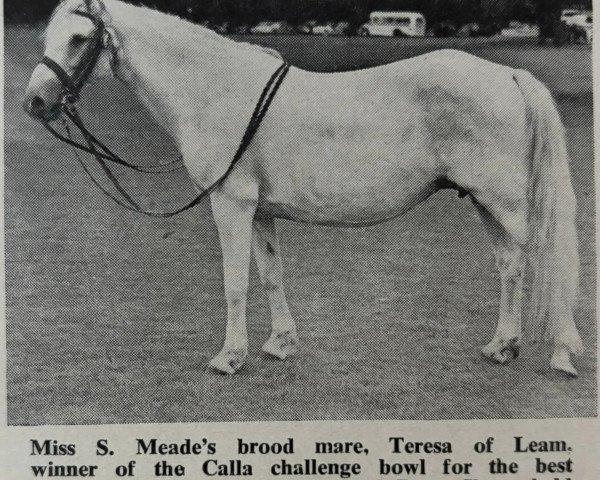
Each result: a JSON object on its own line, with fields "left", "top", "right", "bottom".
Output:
{"left": 24, "top": 0, "right": 583, "bottom": 375}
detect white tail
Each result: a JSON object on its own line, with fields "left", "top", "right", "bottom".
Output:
{"left": 513, "top": 70, "right": 582, "bottom": 354}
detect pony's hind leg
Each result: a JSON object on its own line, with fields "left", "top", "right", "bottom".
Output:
{"left": 475, "top": 204, "right": 526, "bottom": 364}
{"left": 252, "top": 217, "right": 298, "bottom": 359}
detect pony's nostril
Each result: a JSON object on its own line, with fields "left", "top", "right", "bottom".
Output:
{"left": 29, "top": 96, "right": 46, "bottom": 116}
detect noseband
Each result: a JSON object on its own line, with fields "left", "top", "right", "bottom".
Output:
{"left": 35, "top": 8, "right": 290, "bottom": 217}
{"left": 40, "top": 10, "right": 106, "bottom": 104}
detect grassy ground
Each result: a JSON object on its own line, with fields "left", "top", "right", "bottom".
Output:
{"left": 5, "top": 29, "right": 596, "bottom": 425}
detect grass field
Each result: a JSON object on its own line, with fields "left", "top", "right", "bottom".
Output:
{"left": 5, "top": 28, "right": 596, "bottom": 425}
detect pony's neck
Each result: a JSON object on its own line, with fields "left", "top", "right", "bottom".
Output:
{"left": 103, "top": 0, "right": 281, "bottom": 148}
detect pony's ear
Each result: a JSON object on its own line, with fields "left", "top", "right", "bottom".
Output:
{"left": 102, "top": 26, "right": 121, "bottom": 74}
{"left": 84, "top": 0, "right": 106, "bottom": 14}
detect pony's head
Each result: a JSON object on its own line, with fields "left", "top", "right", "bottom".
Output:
{"left": 24, "top": 0, "right": 121, "bottom": 120}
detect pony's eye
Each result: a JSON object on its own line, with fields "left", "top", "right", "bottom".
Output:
{"left": 70, "top": 34, "right": 87, "bottom": 46}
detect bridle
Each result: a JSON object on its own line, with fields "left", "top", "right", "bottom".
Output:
{"left": 36, "top": 8, "right": 290, "bottom": 217}
{"left": 41, "top": 10, "right": 106, "bottom": 104}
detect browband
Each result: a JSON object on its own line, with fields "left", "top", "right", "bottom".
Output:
{"left": 73, "top": 10, "right": 99, "bottom": 23}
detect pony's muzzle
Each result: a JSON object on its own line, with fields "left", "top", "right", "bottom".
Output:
{"left": 23, "top": 64, "right": 64, "bottom": 121}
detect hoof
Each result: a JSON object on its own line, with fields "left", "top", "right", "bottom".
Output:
{"left": 551, "top": 347, "right": 578, "bottom": 377}
{"left": 209, "top": 348, "right": 247, "bottom": 375}
{"left": 482, "top": 336, "right": 521, "bottom": 364}
{"left": 262, "top": 330, "right": 298, "bottom": 360}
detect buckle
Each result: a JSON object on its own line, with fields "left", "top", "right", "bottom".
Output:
{"left": 61, "top": 91, "right": 79, "bottom": 106}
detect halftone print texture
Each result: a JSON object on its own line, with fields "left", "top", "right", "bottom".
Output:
{"left": 6, "top": 1, "right": 596, "bottom": 425}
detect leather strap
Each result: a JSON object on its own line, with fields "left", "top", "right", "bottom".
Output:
{"left": 41, "top": 56, "right": 77, "bottom": 95}
{"left": 43, "top": 63, "right": 291, "bottom": 217}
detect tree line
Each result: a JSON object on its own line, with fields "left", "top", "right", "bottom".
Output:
{"left": 5, "top": 0, "right": 592, "bottom": 31}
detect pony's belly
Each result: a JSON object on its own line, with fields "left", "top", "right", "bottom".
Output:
{"left": 256, "top": 174, "right": 438, "bottom": 227}
{"left": 255, "top": 202, "right": 412, "bottom": 227}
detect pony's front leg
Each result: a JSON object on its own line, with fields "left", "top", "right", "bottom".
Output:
{"left": 252, "top": 217, "right": 298, "bottom": 359}
{"left": 209, "top": 193, "right": 257, "bottom": 374}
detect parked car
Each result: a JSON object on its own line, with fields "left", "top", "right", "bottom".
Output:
{"left": 500, "top": 21, "right": 539, "bottom": 38}
{"left": 250, "top": 21, "right": 281, "bottom": 34}
{"left": 312, "top": 23, "right": 335, "bottom": 35}
{"left": 456, "top": 22, "right": 480, "bottom": 37}
{"left": 274, "top": 22, "right": 296, "bottom": 35}
{"left": 298, "top": 20, "right": 318, "bottom": 34}
{"left": 251, "top": 21, "right": 295, "bottom": 35}
{"left": 331, "top": 21, "right": 351, "bottom": 36}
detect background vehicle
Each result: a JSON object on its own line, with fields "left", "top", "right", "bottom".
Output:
{"left": 456, "top": 22, "right": 480, "bottom": 37}
{"left": 561, "top": 8, "right": 584, "bottom": 23}
{"left": 567, "top": 13, "right": 593, "bottom": 42}
{"left": 298, "top": 19, "right": 317, "bottom": 34}
{"left": 312, "top": 23, "right": 334, "bottom": 35}
{"left": 250, "top": 21, "right": 282, "bottom": 34}
{"left": 359, "top": 11, "right": 426, "bottom": 37}
{"left": 500, "top": 20, "right": 540, "bottom": 37}
{"left": 560, "top": 9, "right": 593, "bottom": 43}
{"left": 331, "top": 21, "right": 351, "bottom": 36}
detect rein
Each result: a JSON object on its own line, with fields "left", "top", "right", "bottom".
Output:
{"left": 42, "top": 106, "right": 185, "bottom": 174}
{"left": 38, "top": 10, "right": 290, "bottom": 217}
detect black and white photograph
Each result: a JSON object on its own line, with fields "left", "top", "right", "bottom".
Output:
{"left": 4, "top": 0, "right": 596, "bottom": 426}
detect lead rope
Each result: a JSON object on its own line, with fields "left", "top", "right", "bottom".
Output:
{"left": 45, "top": 62, "right": 290, "bottom": 218}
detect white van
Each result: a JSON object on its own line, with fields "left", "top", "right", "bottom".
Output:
{"left": 560, "top": 9, "right": 593, "bottom": 43}
{"left": 359, "top": 11, "right": 426, "bottom": 37}
{"left": 561, "top": 9, "right": 584, "bottom": 23}
{"left": 568, "top": 13, "right": 593, "bottom": 43}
